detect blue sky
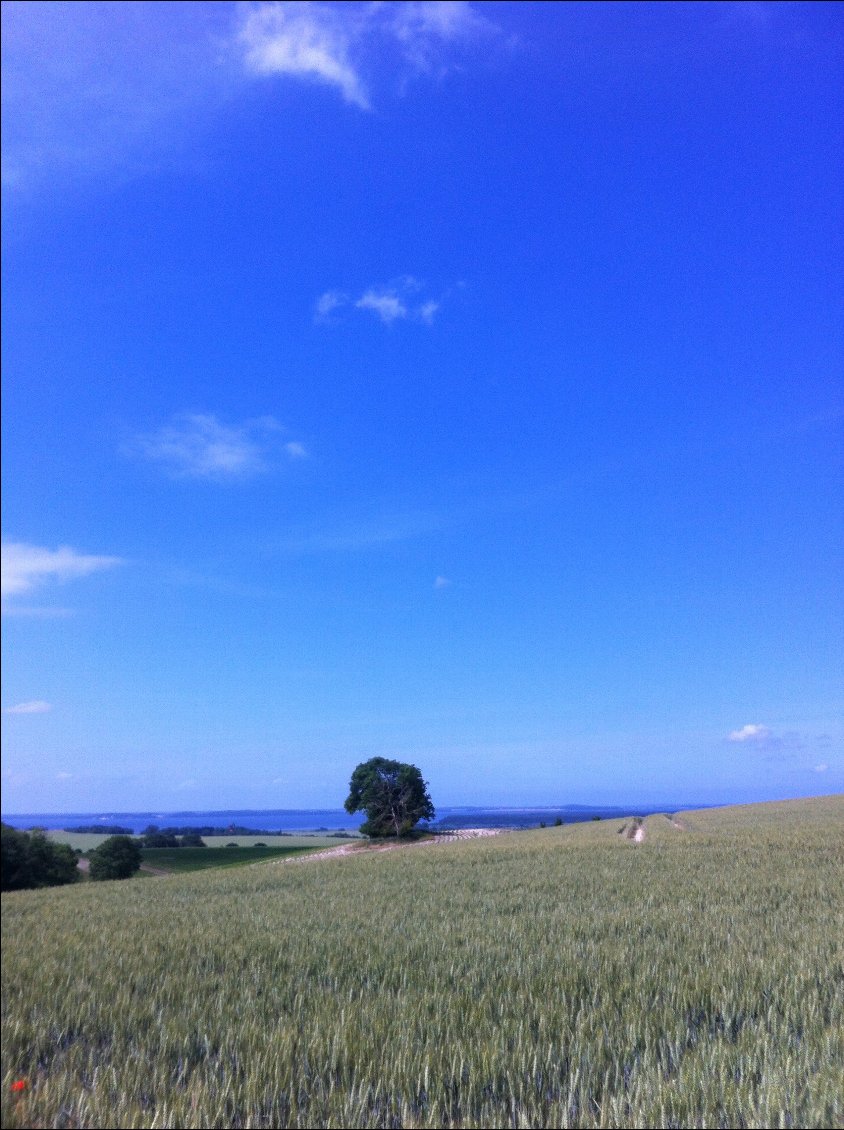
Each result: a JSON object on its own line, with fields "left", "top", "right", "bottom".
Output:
{"left": 2, "top": 1, "right": 842, "bottom": 813}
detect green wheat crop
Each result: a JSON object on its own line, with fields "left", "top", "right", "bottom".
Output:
{"left": 2, "top": 796, "right": 842, "bottom": 1128}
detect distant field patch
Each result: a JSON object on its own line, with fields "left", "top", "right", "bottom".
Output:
{"left": 201, "top": 834, "right": 360, "bottom": 848}
{"left": 139, "top": 844, "right": 319, "bottom": 873}
{"left": 45, "top": 831, "right": 110, "bottom": 852}
{"left": 43, "top": 831, "right": 360, "bottom": 851}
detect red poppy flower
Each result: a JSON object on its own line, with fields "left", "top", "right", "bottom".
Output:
{"left": 11, "top": 1080, "right": 27, "bottom": 1093}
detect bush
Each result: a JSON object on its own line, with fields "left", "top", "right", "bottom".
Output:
{"left": 1, "top": 824, "right": 80, "bottom": 891}
{"left": 88, "top": 836, "right": 142, "bottom": 881}
{"left": 179, "top": 833, "right": 206, "bottom": 848}
{"left": 141, "top": 831, "right": 180, "bottom": 848}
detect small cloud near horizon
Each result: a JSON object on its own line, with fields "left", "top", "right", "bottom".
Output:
{"left": 4, "top": 700, "right": 52, "bottom": 715}
{"left": 813, "top": 762, "right": 829, "bottom": 773}
{"left": 728, "top": 723, "right": 772, "bottom": 743}
{"left": 1, "top": 542, "right": 122, "bottom": 609}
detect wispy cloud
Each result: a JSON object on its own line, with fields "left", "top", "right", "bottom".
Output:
{"left": 1, "top": 542, "right": 122, "bottom": 606}
{"left": 3, "top": 2, "right": 499, "bottom": 201}
{"left": 434, "top": 575, "right": 452, "bottom": 589}
{"left": 0, "top": 605, "right": 74, "bottom": 619}
{"left": 238, "top": 1, "right": 499, "bottom": 109}
{"left": 239, "top": 1, "right": 370, "bottom": 109}
{"left": 389, "top": 1, "right": 494, "bottom": 74}
{"left": 727, "top": 723, "right": 772, "bottom": 744}
{"left": 316, "top": 277, "right": 447, "bottom": 325}
{"left": 314, "top": 290, "right": 348, "bottom": 320}
{"left": 813, "top": 762, "right": 829, "bottom": 774}
{"left": 2, "top": 2, "right": 233, "bottom": 196}
{"left": 4, "top": 3, "right": 500, "bottom": 200}
{"left": 284, "top": 509, "right": 444, "bottom": 553}
{"left": 4, "top": 700, "right": 52, "bottom": 715}
{"left": 130, "top": 413, "right": 305, "bottom": 480}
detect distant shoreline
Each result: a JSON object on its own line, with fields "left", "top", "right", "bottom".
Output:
{"left": 2, "top": 802, "right": 717, "bottom": 836}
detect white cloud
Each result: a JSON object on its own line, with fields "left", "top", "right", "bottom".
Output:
{"left": 132, "top": 413, "right": 304, "bottom": 480}
{"left": 239, "top": 2, "right": 370, "bottom": 109}
{"left": 1, "top": 542, "right": 122, "bottom": 600}
{"left": 56, "top": 771, "right": 73, "bottom": 780}
{"left": 314, "top": 290, "right": 348, "bottom": 321}
{"left": 356, "top": 289, "right": 409, "bottom": 324}
{"left": 134, "top": 413, "right": 268, "bottom": 478}
{"left": 237, "top": 1, "right": 499, "bottom": 110}
{"left": 813, "top": 762, "right": 829, "bottom": 773}
{"left": 727, "top": 723, "right": 772, "bottom": 743}
{"left": 434, "top": 575, "right": 451, "bottom": 589}
{"left": 4, "top": 700, "right": 52, "bottom": 715}
{"left": 418, "top": 299, "right": 441, "bottom": 324}
{"left": 320, "top": 277, "right": 446, "bottom": 326}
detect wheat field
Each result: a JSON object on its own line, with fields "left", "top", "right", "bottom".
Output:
{"left": 2, "top": 796, "right": 842, "bottom": 1128}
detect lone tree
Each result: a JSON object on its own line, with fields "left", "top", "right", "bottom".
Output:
{"left": 88, "top": 835, "right": 142, "bottom": 881}
{"left": 344, "top": 757, "right": 434, "bottom": 838}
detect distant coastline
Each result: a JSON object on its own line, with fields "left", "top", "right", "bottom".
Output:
{"left": 0, "top": 804, "right": 691, "bottom": 835}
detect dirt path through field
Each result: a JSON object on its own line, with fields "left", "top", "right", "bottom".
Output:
{"left": 280, "top": 828, "right": 504, "bottom": 865}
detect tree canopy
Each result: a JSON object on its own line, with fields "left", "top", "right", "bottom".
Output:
{"left": 344, "top": 757, "right": 435, "bottom": 838}
{"left": 88, "top": 835, "right": 142, "bottom": 881}
{"left": 1, "top": 824, "right": 80, "bottom": 891}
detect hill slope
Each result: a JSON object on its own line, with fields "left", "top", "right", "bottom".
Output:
{"left": 2, "top": 796, "right": 842, "bottom": 1128}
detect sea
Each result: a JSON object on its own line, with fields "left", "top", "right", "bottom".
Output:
{"left": 0, "top": 804, "right": 669, "bottom": 835}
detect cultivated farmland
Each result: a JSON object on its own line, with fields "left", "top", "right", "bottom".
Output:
{"left": 2, "top": 796, "right": 842, "bottom": 1128}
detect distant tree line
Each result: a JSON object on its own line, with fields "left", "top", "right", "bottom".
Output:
{"left": 66, "top": 824, "right": 134, "bottom": 835}
{"left": 1, "top": 824, "right": 79, "bottom": 891}
{"left": 141, "top": 824, "right": 284, "bottom": 839}
{"left": 2, "top": 827, "right": 149, "bottom": 889}
{"left": 140, "top": 828, "right": 206, "bottom": 848}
